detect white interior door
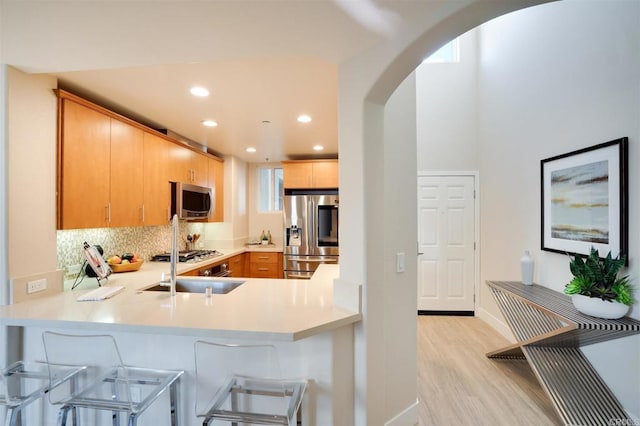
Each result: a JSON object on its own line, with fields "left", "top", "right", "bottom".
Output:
{"left": 417, "top": 175, "right": 476, "bottom": 311}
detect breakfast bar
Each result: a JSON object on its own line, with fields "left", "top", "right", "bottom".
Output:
{"left": 0, "top": 264, "right": 361, "bottom": 425}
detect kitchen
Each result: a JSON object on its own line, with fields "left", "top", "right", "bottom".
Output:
{"left": 1, "top": 75, "right": 350, "bottom": 423}
{"left": 3, "top": 62, "right": 351, "bottom": 426}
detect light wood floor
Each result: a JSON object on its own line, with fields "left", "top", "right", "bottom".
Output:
{"left": 417, "top": 315, "right": 562, "bottom": 425}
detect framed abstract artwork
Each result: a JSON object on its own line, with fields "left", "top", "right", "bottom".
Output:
{"left": 541, "top": 137, "right": 628, "bottom": 258}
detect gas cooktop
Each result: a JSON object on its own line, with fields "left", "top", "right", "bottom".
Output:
{"left": 151, "top": 250, "right": 223, "bottom": 263}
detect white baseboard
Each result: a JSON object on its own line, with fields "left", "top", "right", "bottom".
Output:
{"left": 476, "top": 307, "right": 515, "bottom": 343}
{"left": 384, "top": 399, "right": 419, "bottom": 426}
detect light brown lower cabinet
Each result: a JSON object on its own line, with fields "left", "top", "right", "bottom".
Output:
{"left": 177, "top": 252, "right": 283, "bottom": 279}
{"left": 248, "top": 252, "right": 283, "bottom": 278}
{"left": 227, "top": 254, "right": 246, "bottom": 277}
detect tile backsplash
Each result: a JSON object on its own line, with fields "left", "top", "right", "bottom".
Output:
{"left": 57, "top": 222, "right": 214, "bottom": 279}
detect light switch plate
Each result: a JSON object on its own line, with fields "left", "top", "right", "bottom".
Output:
{"left": 396, "top": 252, "right": 405, "bottom": 273}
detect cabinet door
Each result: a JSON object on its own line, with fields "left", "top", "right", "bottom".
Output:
{"left": 312, "top": 161, "right": 339, "bottom": 188}
{"left": 143, "top": 132, "right": 171, "bottom": 226}
{"left": 167, "top": 143, "right": 192, "bottom": 184}
{"left": 191, "top": 152, "right": 209, "bottom": 186}
{"left": 282, "top": 162, "right": 312, "bottom": 188}
{"left": 207, "top": 158, "right": 224, "bottom": 222}
{"left": 248, "top": 252, "right": 282, "bottom": 278}
{"left": 109, "top": 119, "right": 144, "bottom": 227}
{"left": 228, "top": 254, "right": 246, "bottom": 277}
{"left": 59, "top": 99, "right": 111, "bottom": 229}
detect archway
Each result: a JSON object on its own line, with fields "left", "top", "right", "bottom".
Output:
{"left": 336, "top": 1, "right": 552, "bottom": 423}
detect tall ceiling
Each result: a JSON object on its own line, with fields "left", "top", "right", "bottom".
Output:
{"left": 0, "top": 0, "right": 460, "bottom": 161}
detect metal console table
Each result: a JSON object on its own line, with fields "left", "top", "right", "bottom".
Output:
{"left": 487, "top": 280, "right": 640, "bottom": 426}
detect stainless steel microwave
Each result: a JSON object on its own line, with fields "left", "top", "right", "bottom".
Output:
{"left": 171, "top": 182, "right": 213, "bottom": 220}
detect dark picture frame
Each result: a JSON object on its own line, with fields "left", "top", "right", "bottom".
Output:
{"left": 541, "top": 137, "right": 628, "bottom": 259}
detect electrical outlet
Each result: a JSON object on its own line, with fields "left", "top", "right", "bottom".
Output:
{"left": 67, "top": 264, "right": 82, "bottom": 275}
{"left": 27, "top": 278, "right": 47, "bottom": 294}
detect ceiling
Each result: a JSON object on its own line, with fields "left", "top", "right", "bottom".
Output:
{"left": 0, "top": 0, "right": 453, "bottom": 162}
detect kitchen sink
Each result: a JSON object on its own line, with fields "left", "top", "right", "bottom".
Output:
{"left": 142, "top": 277, "right": 245, "bottom": 294}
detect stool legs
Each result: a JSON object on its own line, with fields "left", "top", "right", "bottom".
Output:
{"left": 169, "top": 380, "right": 180, "bottom": 426}
{"left": 57, "top": 406, "right": 71, "bottom": 426}
{"left": 4, "top": 407, "right": 18, "bottom": 426}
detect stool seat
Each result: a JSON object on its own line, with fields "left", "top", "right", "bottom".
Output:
{"left": 204, "top": 376, "right": 306, "bottom": 425}
{"left": 1, "top": 361, "right": 83, "bottom": 426}
{"left": 195, "top": 341, "right": 307, "bottom": 426}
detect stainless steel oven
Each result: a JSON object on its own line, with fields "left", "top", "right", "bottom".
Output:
{"left": 283, "top": 189, "right": 338, "bottom": 279}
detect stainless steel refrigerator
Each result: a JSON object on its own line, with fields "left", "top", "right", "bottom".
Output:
{"left": 283, "top": 189, "right": 339, "bottom": 279}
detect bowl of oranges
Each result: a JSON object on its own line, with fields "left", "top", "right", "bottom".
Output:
{"left": 107, "top": 252, "right": 144, "bottom": 273}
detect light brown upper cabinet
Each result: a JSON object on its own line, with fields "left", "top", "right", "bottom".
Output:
{"left": 58, "top": 98, "right": 111, "bottom": 229}
{"left": 143, "top": 132, "right": 171, "bottom": 226}
{"left": 109, "top": 119, "right": 144, "bottom": 227}
{"left": 59, "top": 98, "right": 145, "bottom": 229}
{"left": 169, "top": 144, "right": 209, "bottom": 186}
{"left": 207, "top": 157, "right": 224, "bottom": 222}
{"left": 282, "top": 160, "right": 339, "bottom": 189}
{"left": 56, "top": 89, "right": 223, "bottom": 230}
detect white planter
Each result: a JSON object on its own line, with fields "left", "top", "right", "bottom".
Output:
{"left": 571, "top": 294, "right": 629, "bottom": 319}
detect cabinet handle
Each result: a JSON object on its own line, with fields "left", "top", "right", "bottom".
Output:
{"left": 141, "top": 205, "right": 145, "bottom": 222}
{"left": 105, "top": 203, "right": 111, "bottom": 223}
{"left": 258, "top": 267, "right": 269, "bottom": 271}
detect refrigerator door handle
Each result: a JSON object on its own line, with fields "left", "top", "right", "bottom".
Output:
{"left": 309, "top": 199, "right": 316, "bottom": 250}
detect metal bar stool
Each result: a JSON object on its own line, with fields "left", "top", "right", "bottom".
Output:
{"left": 194, "top": 341, "right": 307, "bottom": 426}
{"left": 1, "top": 360, "right": 83, "bottom": 426}
{"left": 42, "top": 331, "right": 184, "bottom": 426}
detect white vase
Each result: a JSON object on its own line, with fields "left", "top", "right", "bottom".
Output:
{"left": 520, "top": 250, "right": 534, "bottom": 285}
{"left": 571, "top": 294, "right": 629, "bottom": 319}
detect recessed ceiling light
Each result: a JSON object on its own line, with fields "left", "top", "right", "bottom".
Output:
{"left": 313, "top": 145, "right": 324, "bottom": 151}
{"left": 245, "top": 147, "right": 257, "bottom": 153}
{"left": 190, "top": 86, "right": 210, "bottom": 97}
{"left": 201, "top": 120, "right": 218, "bottom": 127}
{"left": 297, "top": 114, "right": 312, "bottom": 123}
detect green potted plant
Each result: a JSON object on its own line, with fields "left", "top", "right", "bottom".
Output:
{"left": 564, "top": 247, "right": 634, "bottom": 319}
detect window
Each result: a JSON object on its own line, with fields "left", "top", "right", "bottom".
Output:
{"left": 423, "top": 38, "right": 460, "bottom": 63}
{"left": 258, "top": 167, "right": 283, "bottom": 212}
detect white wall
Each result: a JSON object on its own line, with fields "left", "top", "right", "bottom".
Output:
{"left": 382, "top": 72, "right": 419, "bottom": 422}
{"left": 247, "top": 162, "right": 283, "bottom": 246}
{"left": 6, "top": 67, "right": 58, "bottom": 278}
{"left": 476, "top": 1, "right": 640, "bottom": 416}
{"left": 202, "top": 156, "right": 249, "bottom": 250}
{"left": 417, "top": 29, "right": 479, "bottom": 171}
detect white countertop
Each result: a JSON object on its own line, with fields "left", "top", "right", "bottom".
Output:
{"left": 0, "top": 262, "right": 360, "bottom": 341}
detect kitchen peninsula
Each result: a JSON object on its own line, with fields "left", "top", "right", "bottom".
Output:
{"left": 0, "top": 263, "right": 360, "bottom": 425}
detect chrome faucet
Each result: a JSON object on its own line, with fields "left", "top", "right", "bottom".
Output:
{"left": 169, "top": 214, "right": 178, "bottom": 297}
